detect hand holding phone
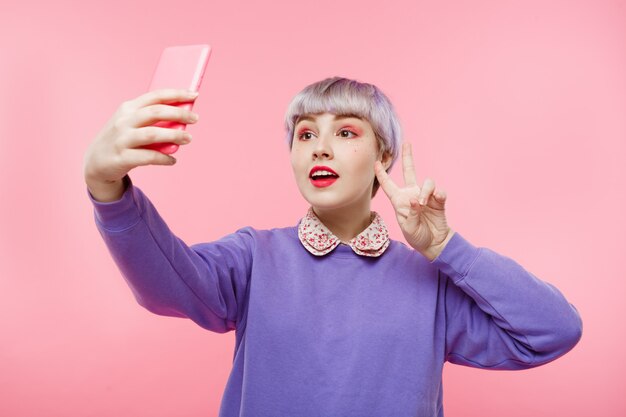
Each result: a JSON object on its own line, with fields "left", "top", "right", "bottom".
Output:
{"left": 141, "top": 44, "right": 211, "bottom": 154}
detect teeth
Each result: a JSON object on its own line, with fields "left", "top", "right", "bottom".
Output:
{"left": 312, "top": 170, "right": 336, "bottom": 177}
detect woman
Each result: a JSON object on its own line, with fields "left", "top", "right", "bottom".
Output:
{"left": 84, "top": 76, "right": 582, "bottom": 417}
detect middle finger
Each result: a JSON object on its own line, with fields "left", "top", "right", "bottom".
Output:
{"left": 125, "top": 126, "right": 192, "bottom": 148}
{"left": 402, "top": 142, "right": 418, "bottom": 187}
{"left": 130, "top": 104, "right": 198, "bottom": 128}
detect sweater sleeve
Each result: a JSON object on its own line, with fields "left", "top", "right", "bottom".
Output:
{"left": 431, "top": 232, "right": 582, "bottom": 370}
{"left": 87, "top": 175, "right": 254, "bottom": 333}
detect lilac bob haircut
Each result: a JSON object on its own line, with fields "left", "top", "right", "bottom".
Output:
{"left": 284, "top": 76, "right": 403, "bottom": 198}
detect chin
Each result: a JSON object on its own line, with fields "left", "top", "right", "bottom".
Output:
{"left": 302, "top": 195, "right": 345, "bottom": 210}
{"left": 304, "top": 192, "right": 369, "bottom": 212}
{"left": 296, "top": 179, "right": 373, "bottom": 209}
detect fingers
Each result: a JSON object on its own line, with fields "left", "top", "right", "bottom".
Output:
{"left": 434, "top": 189, "right": 447, "bottom": 204}
{"left": 122, "top": 126, "right": 192, "bottom": 149}
{"left": 85, "top": 91, "right": 197, "bottom": 185}
{"left": 418, "top": 178, "right": 436, "bottom": 206}
{"left": 417, "top": 178, "right": 447, "bottom": 208}
{"left": 127, "top": 104, "right": 199, "bottom": 129}
{"left": 409, "top": 197, "right": 422, "bottom": 217}
{"left": 374, "top": 160, "right": 400, "bottom": 199}
{"left": 402, "top": 142, "right": 418, "bottom": 187}
{"left": 123, "top": 148, "right": 179, "bottom": 167}
{"left": 124, "top": 88, "right": 199, "bottom": 111}
{"left": 375, "top": 153, "right": 448, "bottom": 211}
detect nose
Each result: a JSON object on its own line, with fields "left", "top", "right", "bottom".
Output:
{"left": 312, "top": 131, "right": 334, "bottom": 160}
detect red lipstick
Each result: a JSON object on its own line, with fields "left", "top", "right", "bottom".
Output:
{"left": 309, "top": 165, "right": 339, "bottom": 188}
{"left": 309, "top": 166, "right": 339, "bottom": 177}
{"left": 310, "top": 177, "right": 338, "bottom": 188}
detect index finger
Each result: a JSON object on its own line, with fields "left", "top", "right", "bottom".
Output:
{"left": 125, "top": 89, "right": 199, "bottom": 110}
{"left": 374, "top": 161, "right": 400, "bottom": 199}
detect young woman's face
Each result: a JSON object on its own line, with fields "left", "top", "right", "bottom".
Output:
{"left": 290, "top": 112, "right": 385, "bottom": 211}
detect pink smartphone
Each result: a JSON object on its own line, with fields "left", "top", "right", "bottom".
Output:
{"left": 141, "top": 44, "right": 212, "bottom": 154}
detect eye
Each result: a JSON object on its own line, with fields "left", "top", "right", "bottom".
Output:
{"left": 338, "top": 129, "right": 358, "bottom": 139}
{"left": 297, "top": 130, "right": 315, "bottom": 141}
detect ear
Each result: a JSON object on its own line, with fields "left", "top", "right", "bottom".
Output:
{"left": 379, "top": 151, "right": 392, "bottom": 171}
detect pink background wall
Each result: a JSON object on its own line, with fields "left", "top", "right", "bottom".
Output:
{"left": 1, "top": 0, "right": 624, "bottom": 415}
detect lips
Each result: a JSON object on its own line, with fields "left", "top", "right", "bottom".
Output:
{"left": 310, "top": 176, "right": 338, "bottom": 188}
{"left": 309, "top": 165, "right": 339, "bottom": 178}
{"left": 308, "top": 165, "right": 339, "bottom": 188}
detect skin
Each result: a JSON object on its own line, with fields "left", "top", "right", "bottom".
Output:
{"left": 375, "top": 143, "right": 455, "bottom": 261}
{"left": 84, "top": 91, "right": 454, "bottom": 261}
{"left": 290, "top": 112, "right": 392, "bottom": 243}
{"left": 83, "top": 89, "right": 199, "bottom": 202}
{"left": 291, "top": 112, "right": 454, "bottom": 261}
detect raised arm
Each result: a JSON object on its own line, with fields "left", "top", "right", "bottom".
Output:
{"left": 83, "top": 89, "right": 253, "bottom": 333}
{"left": 88, "top": 176, "right": 254, "bottom": 333}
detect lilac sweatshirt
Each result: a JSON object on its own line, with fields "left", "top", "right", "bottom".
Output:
{"left": 88, "top": 176, "right": 582, "bottom": 417}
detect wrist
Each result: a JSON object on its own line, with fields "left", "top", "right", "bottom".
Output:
{"left": 86, "top": 175, "right": 129, "bottom": 203}
{"left": 424, "top": 229, "right": 455, "bottom": 262}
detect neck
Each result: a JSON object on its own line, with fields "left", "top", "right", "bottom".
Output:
{"left": 312, "top": 200, "right": 373, "bottom": 244}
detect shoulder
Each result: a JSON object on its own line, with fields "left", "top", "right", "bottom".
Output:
{"left": 230, "top": 224, "right": 300, "bottom": 250}
{"left": 386, "top": 236, "right": 422, "bottom": 258}
{"left": 382, "top": 237, "right": 442, "bottom": 276}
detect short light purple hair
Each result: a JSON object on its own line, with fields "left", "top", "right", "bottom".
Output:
{"left": 284, "top": 76, "right": 402, "bottom": 197}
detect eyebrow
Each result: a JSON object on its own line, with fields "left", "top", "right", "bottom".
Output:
{"left": 295, "top": 113, "right": 363, "bottom": 125}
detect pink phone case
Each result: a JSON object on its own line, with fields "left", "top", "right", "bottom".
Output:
{"left": 142, "top": 44, "right": 211, "bottom": 154}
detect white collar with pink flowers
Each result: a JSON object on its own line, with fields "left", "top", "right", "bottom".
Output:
{"left": 297, "top": 207, "right": 390, "bottom": 257}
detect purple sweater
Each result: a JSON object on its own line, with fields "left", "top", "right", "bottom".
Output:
{"left": 88, "top": 176, "right": 582, "bottom": 417}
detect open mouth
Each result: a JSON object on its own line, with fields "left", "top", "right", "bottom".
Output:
{"left": 309, "top": 174, "right": 339, "bottom": 188}
{"left": 309, "top": 166, "right": 339, "bottom": 188}
{"left": 310, "top": 173, "right": 339, "bottom": 180}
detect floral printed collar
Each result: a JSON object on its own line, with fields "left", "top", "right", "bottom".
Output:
{"left": 297, "top": 207, "right": 390, "bottom": 257}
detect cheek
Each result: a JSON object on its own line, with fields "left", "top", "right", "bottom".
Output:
{"left": 290, "top": 150, "right": 308, "bottom": 183}
{"left": 289, "top": 147, "right": 302, "bottom": 166}
{"left": 289, "top": 154, "right": 296, "bottom": 171}
{"left": 349, "top": 141, "right": 377, "bottom": 158}
{"left": 346, "top": 146, "right": 377, "bottom": 177}
{"left": 349, "top": 140, "right": 377, "bottom": 156}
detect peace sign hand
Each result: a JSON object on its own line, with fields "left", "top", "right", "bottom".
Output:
{"left": 374, "top": 143, "right": 455, "bottom": 261}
